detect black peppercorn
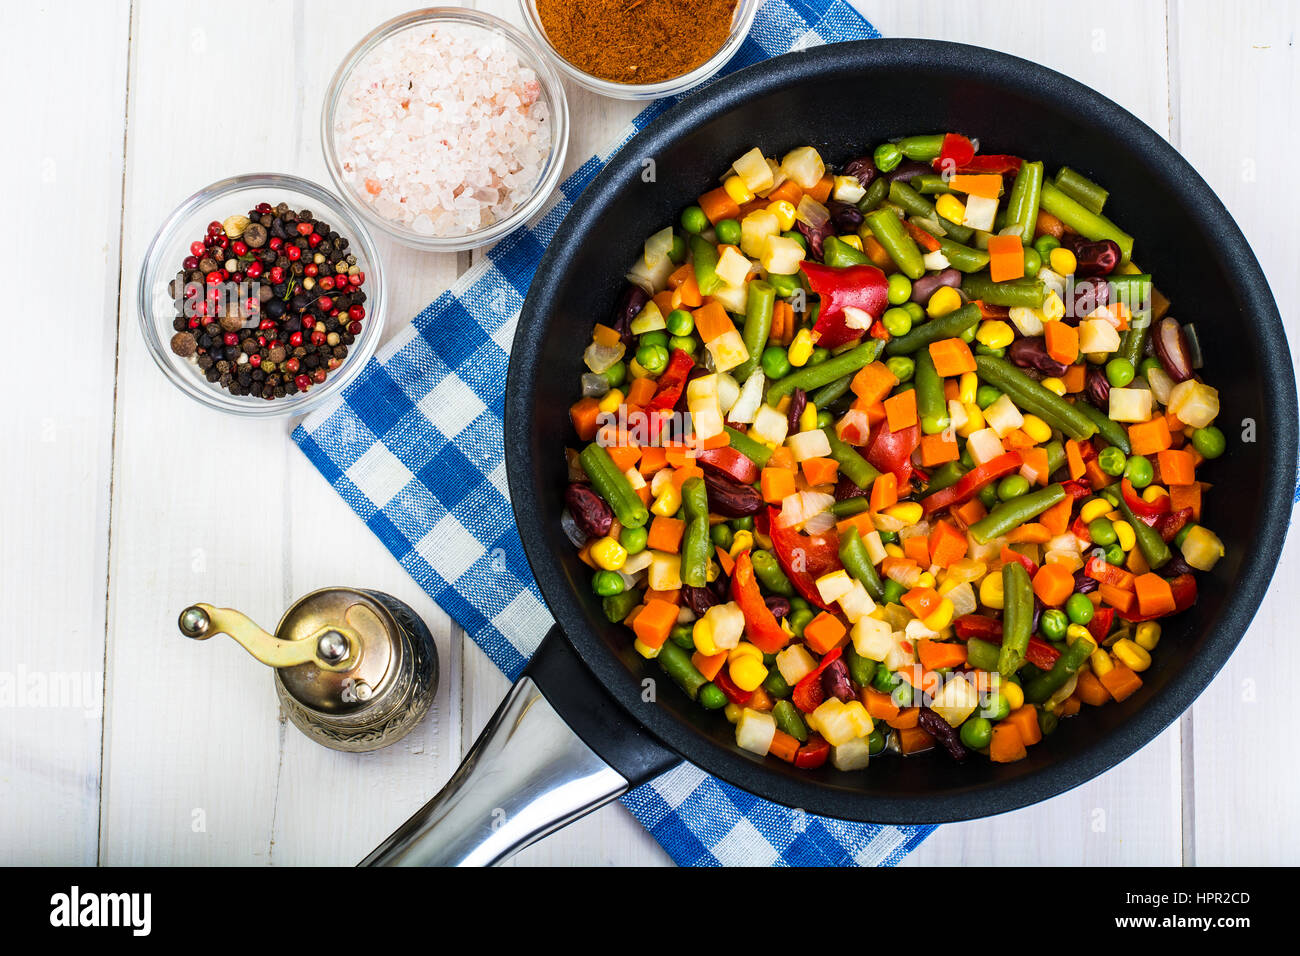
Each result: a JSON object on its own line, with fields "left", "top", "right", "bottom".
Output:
{"left": 171, "top": 332, "right": 198, "bottom": 357}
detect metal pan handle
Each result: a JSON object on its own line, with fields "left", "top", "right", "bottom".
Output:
{"left": 360, "top": 626, "right": 680, "bottom": 866}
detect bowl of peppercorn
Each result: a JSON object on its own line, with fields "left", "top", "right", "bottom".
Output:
{"left": 138, "top": 172, "right": 385, "bottom": 415}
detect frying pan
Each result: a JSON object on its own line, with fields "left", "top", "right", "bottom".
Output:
{"left": 363, "top": 39, "right": 1296, "bottom": 866}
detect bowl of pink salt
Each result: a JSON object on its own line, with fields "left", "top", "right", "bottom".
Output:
{"left": 323, "top": 7, "right": 569, "bottom": 252}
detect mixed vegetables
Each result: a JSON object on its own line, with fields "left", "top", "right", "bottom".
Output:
{"left": 565, "top": 133, "right": 1227, "bottom": 770}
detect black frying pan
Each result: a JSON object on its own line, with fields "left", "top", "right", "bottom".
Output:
{"left": 364, "top": 39, "right": 1296, "bottom": 865}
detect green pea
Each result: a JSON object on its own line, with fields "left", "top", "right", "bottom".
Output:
{"left": 603, "top": 361, "right": 627, "bottom": 389}
{"left": 984, "top": 692, "right": 1012, "bottom": 721}
{"left": 887, "top": 273, "right": 913, "bottom": 305}
{"left": 733, "top": 516, "right": 755, "bottom": 532}
{"left": 1099, "top": 487, "right": 1121, "bottom": 508}
{"left": 1022, "top": 247, "right": 1042, "bottom": 276}
{"left": 978, "top": 483, "right": 1000, "bottom": 509}
{"left": 1174, "top": 523, "right": 1195, "bottom": 548}
{"left": 639, "top": 329, "right": 668, "bottom": 348}
{"left": 619, "top": 525, "right": 648, "bottom": 554}
{"left": 1105, "top": 544, "right": 1126, "bottom": 565}
{"left": 1088, "top": 518, "right": 1117, "bottom": 546}
{"left": 903, "top": 301, "right": 925, "bottom": 324}
{"left": 959, "top": 446, "right": 975, "bottom": 470}
{"left": 781, "top": 230, "right": 807, "bottom": 251}
{"left": 1065, "top": 592, "right": 1095, "bottom": 625}
{"left": 886, "top": 355, "right": 915, "bottom": 382}
{"left": 761, "top": 345, "right": 792, "bottom": 379}
{"left": 1105, "top": 357, "right": 1135, "bottom": 388}
{"left": 680, "top": 205, "right": 708, "bottom": 234}
{"left": 867, "top": 728, "right": 887, "bottom": 755}
{"left": 873, "top": 142, "right": 903, "bottom": 173}
{"left": 1124, "top": 454, "right": 1153, "bottom": 489}
{"left": 591, "top": 570, "right": 625, "bottom": 597}
{"left": 669, "top": 623, "right": 695, "bottom": 650}
{"left": 809, "top": 346, "right": 830, "bottom": 366}
{"left": 715, "top": 218, "right": 742, "bottom": 246}
{"left": 997, "top": 474, "right": 1031, "bottom": 501}
{"left": 698, "top": 683, "right": 727, "bottom": 709}
{"left": 816, "top": 410, "right": 834, "bottom": 429}
{"left": 668, "top": 234, "right": 687, "bottom": 264}
{"left": 1039, "top": 608, "right": 1068, "bottom": 642}
{"left": 882, "top": 578, "right": 906, "bottom": 605}
{"left": 636, "top": 343, "right": 669, "bottom": 376}
{"left": 668, "top": 335, "right": 697, "bottom": 355}
{"left": 1098, "top": 445, "right": 1127, "bottom": 476}
{"left": 788, "top": 608, "right": 815, "bottom": 638}
{"left": 1191, "top": 425, "right": 1226, "bottom": 459}
{"left": 877, "top": 529, "right": 899, "bottom": 545}
{"left": 769, "top": 272, "right": 801, "bottom": 298}
{"left": 665, "top": 308, "right": 694, "bottom": 336}
{"left": 710, "top": 524, "right": 733, "bottom": 550}
{"left": 1138, "top": 357, "right": 1163, "bottom": 380}
{"left": 882, "top": 306, "right": 913, "bottom": 337}
{"left": 1038, "top": 709, "right": 1059, "bottom": 736}
{"left": 960, "top": 716, "right": 994, "bottom": 749}
{"left": 892, "top": 680, "right": 914, "bottom": 708}
{"left": 976, "top": 385, "right": 1002, "bottom": 409}
{"left": 872, "top": 667, "right": 899, "bottom": 693}
{"left": 763, "top": 669, "right": 791, "bottom": 698}
{"left": 1033, "top": 235, "right": 1060, "bottom": 261}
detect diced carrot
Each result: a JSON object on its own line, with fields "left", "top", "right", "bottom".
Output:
{"left": 901, "top": 586, "right": 942, "bottom": 620}
{"left": 647, "top": 515, "right": 685, "bottom": 553}
{"left": 1157, "top": 448, "right": 1195, "bottom": 486}
{"left": 944, "top": 379, "right": 960, "bottom": 402}
{"left": 883, "top": 389, "right": 918, "bottom": 432}
{"left": 870, "top": 471, "right": 898, "bottom": 512}
{"left": 1076, "top": 669, "right": 1112, "bottom": 706}
{"left": 1169, "top": 482, "right": 1202, "bottom": 521}
{"left": 918, "top": 639, "right": 967, "bottom": 671}
{"left": 1099, "top": 661, "right": 1143, "bottom": 702}
{"left": 863, "top": 235, "right": 893, "bottom": 271}
{"left": 638, "top": 445, "right": 669, "bottom": 476}
{"left": 802, "top": 456, "right": 839, "bottom": 487}
{"left": 1020, "top": 446, "right": 1051, "bottom": 485}
{"left": 1005, "top": 705, "right": 1043, "bottom": 746}
{"left": 1044, "top": 320, "right": 1079, "bottom": 365}
{"left": 953, "top": 497, "right": 988, "bottom": 528}
{"left": 1041, "top": 496, "right": 1073, "bottom": 536}
{"left": 748, "top": 687, "right": 774, "bottom": 712}
{"left": 1098, "top": 583, "right": 1137, "bottom": 614}
{"left": 898, "top": 726, "right": 936, "bottom": 755}
{"left": 803, "top": 612, "right": 848, "bottom": 656}
{"left": 633, "top": 599, "right": 679, "bottom": 649}
{"left": 772, "top": 300, "right": 794, "bottom": 346}
{"left": 1003, "top": 428, "right": 1036, "bottom": 450}
{"left": 715, "top": 545, "right": 735, "bottom": 577}
{"left": 929, "top": 337, "right": 977, "bottom": 377}
{"left": 697, "top": 187, "right": 740, "bottom": 224}
{"left": 1065, "top": 439, "right": 1087, "bottom": 480}
{"left": 1061, "top": 363, "right": 1087, "bottom": 393}
{"left": 887, "top": 707, "right": 920, "bottom": 730}
{"left": 697, "top": 431, "right": 730, "bottom": 450}
{"left": 569, "top": 397, "right": 602, "bottom": 441}
{"left": 676, "top": 272, "right": 702, "bottom": 308}
{"left": 835, "top": 510, "right": 876, "bottom": 539}
{"left": 1006, "top": 522, "right": 1051, "bottom": 544}
{"left": 670, "top": 464, "right": 704, "bottom": 490}
{"left": 644, "top": 588, "right": 682, "bottom": 606}
{"left": 606, "top": 444, "right": 641, "bottom": 473}
{"left": 850, "top": 361, "right": 899, "bottom": 405}
{"left": 863, "top": 686, "right": 901, "bottom": 721}
{"left": 693, "top": 649, "right": 728, "bottom": 681}
{"left": 919, "top": 432, "right": 960, "bottom": 467}
{"left": 761, "top": 467, "right": 797, "bottom": 504}
{"left": 768, "top": 729, "right": 800, "bottom": 763}
{"left": 1033, "top": 563, "right": 1075, "bottom": 607}
{"left": 1134, "top": 572, "right": 1176, "bottom": 617}
{"left": 903, "top": 534, "right": 931, "bottom": 566}
{"left": 989, "top": 723, "right": 1027, "bottom": 762}
{"left": 766, "top": 179, "right": 804, "bottom": 205}
{"left": 626, "top": 377, "right": 657, "bottom": 407}
{"left": 692, "top": 300, "right": 734, "bottom": 344}
{"left": 806, "top": 174, "right": 833, "bottom": 203}
{"left": 664, "top": 444, "right": 693, "bottom": 468}
{"left": 1128, "top": 416, "right": 1173, "bottom": 456}
{"left": 1058, "top": 695, "right": 1082, "bottom": 717}
{"left": 948, "top": 173, "right": 1003, "bottom": 199}
{"left": 767, "top": 446, "right": 796, "bottom": 471}
{"left": 1084, "top": 458, "right": 1113, "bottom": 490}
{"left": 987, "top": 233, "right": 1025, "bottom": 283}
{"left": 652, "top": 290, "right": 674, "bottom": 317}
{"left": 928, "top": 519, "right": 968, "bottom": 568}
{"left": 667, "top": 262, "right": 694, "bottom": 290}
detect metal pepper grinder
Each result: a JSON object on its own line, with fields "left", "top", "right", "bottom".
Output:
{"left": 177, "top": 588, "right": 438, "bottom": 753}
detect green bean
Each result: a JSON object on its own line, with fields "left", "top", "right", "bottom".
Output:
{"left": 822, "top": 428, "right": 882, "bottom": 492}
{"left": 1109, "top": 274, "right": 1155, "bottom": 334}
{"left": 656, "top": 640, "right": 709, "bottom": 700}
{"left": 884, "top": 303, "right": 981, "bottom": 356}
{"left": 864, "top": 208, "right": 925, "bottom": 280}
{"left": 845, "top": 643, "right": 878, "bottom": 688}
{"left": 1054, "top": 167, "right": 1109, "bottom": 214}
{"left": 1005, "top": 160, "right": 1044, "bottom": 241}
{"left": 889, "top": 181, "right": 974, "bottom": 242}
{"left": 772, "top": 699, "right": 809, "bottom": 743}
{"left": 680, "top": 477, "right": 711, "bottom": 587}
{"left": 925, "top": 461, "right": 969, "bottom": 496}
{"left": 910, "top": 173, "right": 955, "bottom": 196}
{"left": 809, "top": 373, "right": 853, "bottom": 410}
{"left": 857, "top": 175, "right": 889, "bottom": 214}
{"left": 965, "top": 637, "right": 1001, "bottom": 673}
{"left": 969, "top": 484, "right": 1068, "bottom": 545}
{"left": 914, "top": 348, "right": 949, "bottom": 435}
{"left": 750, "top": 549, "right": 795, "bottom": 597}
{"left": 960, "top": 273, "right": 1047, "bottom": 309}
{"left": 1043, "top": 439, "right": 1066, "bottom": 477}
{"left": 998, "top": 561, "right": 1034, "bottom": 675}
{"left": 1115, "top": 494, "right": 1172, "bottom": 570}
{"left": 823, "top": 235, "right": 870, "bottom": 268}
{"left": 973, "top": 356, "right": 1099, "bottom": 441}
{"left": 601, "top": 589, "right": 641, "bottom": 623}
{"left": 689, "top": 234, "right": 724, "bottom": 296}
{"left": 934, "top": 236, "right": 990, "bottom": 273}
{"left": 766, "top": 339, "right": 884, "bottom": 405}
{"left": 581, "top": 443, "right": 649, "bottom": 528}
{"left": 724, "top": 425, "right": 774, "bottom": 468}
{"left": 897, "top": 134, "right": 945, "bottom": 161}
{"left": 839, "top": 526, "right": 886, "bottom": 602}
{"left": 1024, "top": 632, "right": 1096, "bottom": 703}
{"left": 733, "top": 279, "right": 774, "bottom": 382}
{"left": 831, "top": 496, "right": 869, "bottom": 517}
{"left": 1039, "top": 180, "right": 1134, "bottom": 263}
{"left": 1074, "top": 401, "right": 1132, "bottom": 454}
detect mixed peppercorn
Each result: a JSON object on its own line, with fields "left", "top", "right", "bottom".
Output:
{"left": 169, "top": 202, "right": 368, "bottom": 400}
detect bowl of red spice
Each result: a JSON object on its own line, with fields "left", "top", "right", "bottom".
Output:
{"left": 520, "top": 0, "right": 758, "bottom": 100}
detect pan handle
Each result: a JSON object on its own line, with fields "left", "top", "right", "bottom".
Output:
{"left": 360, "top": 626, "right": 680, "bottom": 866}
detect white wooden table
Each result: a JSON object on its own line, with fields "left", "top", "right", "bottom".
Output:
{"left": 5, "top": 0, "right": 1297, "bottom": 866}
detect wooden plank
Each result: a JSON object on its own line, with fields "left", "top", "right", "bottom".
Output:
{"left": 1169, "top": 0, "right": 1300, "bottom": 866}
{"left": 0, "top": 0, "right": 131, "bottom": 865}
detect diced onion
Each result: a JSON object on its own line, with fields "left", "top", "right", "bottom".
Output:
{"left": 583, "top": 340, "right": 625, "bottom": 374}
{"left": 644, "top": 226, "right": 674, "bottom": 269}
{"left": 795, "top": 194, "right": 829, "bottom": 230}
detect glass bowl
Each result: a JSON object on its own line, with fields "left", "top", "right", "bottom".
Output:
{"left": 321, "top": 7, "right": 570, "bottom": 252}
{"left": 137, "top": 173, "right": 385, "bottom": 418}
{"left": 518, "top": 0, "right": 759, "bottom": 100}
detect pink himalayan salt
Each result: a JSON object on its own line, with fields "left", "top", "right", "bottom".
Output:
{"left": 333, "top": 23, "right": 551, "bottom": 237}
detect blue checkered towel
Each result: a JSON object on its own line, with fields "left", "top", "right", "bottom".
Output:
{"left": 294, "top": 0, "right": 934, "bottom": 866}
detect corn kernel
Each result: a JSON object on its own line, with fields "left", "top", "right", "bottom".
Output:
{"left": 729, "top": 530, "right": 754, "bottom": 558}
{"left": 838, "top": 234, "right": 864, "bottom": 252}
{"left": 1113, "top": 638, "right": 1152, "bottom": 672}
{"left": 729, "top": 642, "right": 764, "bottom": 663}
{"left": 729, "top": 655, "right": 769, "bottom": 692}
{"left": 884, "top": 543, "right": 905, "bottom": 559}
{"left": 1135, "top": 621, "right": 1162, "bottom": 651}
{"left": 597, "top": 389, "right": 625, "bottom": 414}
{"left": 706, "top": 560, "right": 720, "bottom": 583}
{"left": 633, "top": 638, "right": 661, "bottom": 659}
{"left": 723, "top": 174, "right": 754, "bottom": 205}
{"left": 884, "top": 502, "right": 924, "bottom": 524}
{"left": 1021, "top": 414, "right": 1052, "bottom": 444}
{"left": 799, "top": 401, "right": 819, "bottom": 432}
{"left": 979, "top": 573, "right": 1005, "bottom": 610}
{"left": 767, "top": 200, "right": 797, "bottom": 231}
{"left": 916, "top": 572, "right": 936, "bottom": 588}
{"left": 1049, "top": 247, "right": 1077, "bottom": 275}
{"left": 1002, "top": 682, "right": 1024, "bottom": 711}
{"left": 935, "top": 193, "right": 966, "bottom": 224}
{"left": 1080, "top": 499, "right": 1112, "bottom": 524}
{"left": 589, "top": 536, "right": 627, "bottom": 571}
{"left": 1090, "top": 648, "right": 1114, "bottom": 677}
{"left": 976, "top": 320, "right": 1015, "bottom": 350}
{"left": 1066, "top": 625, "right": 1096, "bottom": 650}
{"left": 923, "top": 597, "right": 955, "bottom": 631}
{"left": 787, "top": 328, "right": 814, "bottom": 367}
{"left": 958, "top": 372, "right": 979, "bottom": 405}
{"left": 724, "top": 702, "right": 742, "bottom": 724}
{"left": 1142, "top": 486, "right": 1169, "bottom": 504}
{"left": 693, "top": 618, "right": 719, "bottom": 656}
{"left": 628, "top": 358, "right": 650, "bottom": 379}
{"left": 1113, "top": 520, "right": 1136, "bottom": 552}
{"left": 927, "top": 285, "right": 963, "bottom": 318}
{"left": 957, "top": 401, "right": 985, "bottom": 437}
{"left": 1041, "top": 289, "right": 1067, "bottom": 322}
{"left": 651, "top": 484, "right": 682, "bottom": 517}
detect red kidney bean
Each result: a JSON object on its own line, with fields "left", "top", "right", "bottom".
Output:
{"left": 1154, "top": 317, "right": 1194, "bottom": 382}
{"left": 842, "top": 156, "right": 878, "bottom": 188}
{"left": 917, "top": 707, "right": 967, "bottom": 761}
{"left": 834, "top": 474, "right": 866, "bottom": 502}
{"left": 827, "top": 200, "right": 864, "bottom": 234}
{"left": 884, "top": 160, "right": 933, "bottom": 183}
{"left": 909, "top": 268, "right": 963, "bottom": 306}
{"left": 565, "top": 483, "right": 613, "bottom": 538}
{"left": 786, "top": 388, "right": 808, "bottom": 435}
{"left": 1073, "top": 568, "right": 1100, "bottom": 594}
{"left": 1068, "top": 276, "right": 1110, "bottom": 319}
{"left": 822, "top": 658, "right": 855, "bottom": 703}
{"left": 702, "top": 470, "right": 764, "bottom": 517}
{"left": 796, "top": 216, "right": 834, "bottom": 261}
{"left": 1083, "top": 365, "right": 1111, "bottom": 408}
{"left": 611, "top": 284, "right": 649, "bottom": 348}
{"left": 1009, "top": 336, "right": 1069, "bottom": 378}
{"left": 682, "top": 585, "right": 718, "bottom": 618}
{"left": 1071, "top": 239, "right": 1122, "bottom": 277}
{"left": 764, "top": 596, "right": 791, "bottom": 620}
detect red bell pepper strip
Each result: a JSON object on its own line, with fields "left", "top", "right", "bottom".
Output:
{"left": 767, "top": 507, "right": 842, "bottom": 611}
{"left": 1060, "top": 479, "right": 1094, "bottom": 499}
{"left": 864, "top": 417, "right": 920, "bottom": 485}
{"left": 799, "top": 261, "right": 890, "bottom": 349}
{"left": 1001, "top": 546, "right": 1038, "bottom": 578}
{"left": 1118, "top": 574, "right": 1197, "bottom": 622}
{"left": 645, "top": 348, "right": 695, "bottom": 411}
{"left": 712, "top": 668, "right": 754, "bottom": 707}
{"left": 1087, "top": 605, "right": 1115, "bottom": 644}
{"left": 792, "top": 646, "right": 844, "bottom": 713}
{"left": 978, "top": 627, "right": 1061, "bottom": 671}
{"left": 1085, "top": 556, "right": 1133, "bottom": 588}
{"left": 1121, "top": 478, "right": 1171, "bottom": 519}
{"left": 1156, "top": 507, "right": 1193, "bottom": 542}
{"left": 920, "top": 451, "right": 1024, "bottom": 515}
{"left": 793, "top": 733, "right": 831, "bottom": 769}
{"left": 730, "top": 551, "right": 789, "bottom": 654}
{"left": 934, "top": 133, "right": 976, "bottom": 171}
{"left": 696, "top": 446, "right": 760, "bottom": 485}
{"left": 955, "top": 154, "right": 1023, "bottom": 175}
{"left": 953, "top": 614, "right": 1002, "bottom": 641}
{"left": 1069, "top": 516, "right": 1093, "bottom": 545}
